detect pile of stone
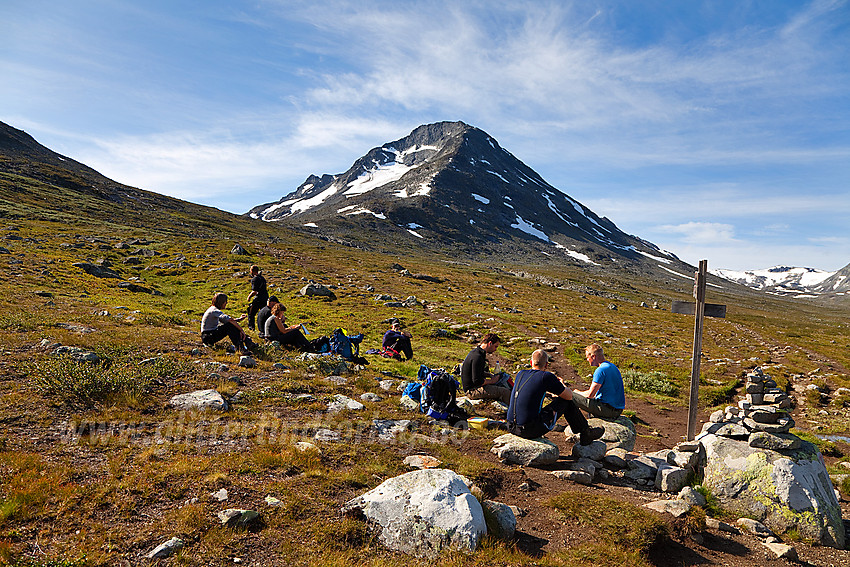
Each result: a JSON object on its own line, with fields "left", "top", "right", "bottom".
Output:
{"left": 697, "top": 367, "right": 845, "bottom": 549}
{"left": 700, "top": 366, "right": 796, "bottom": 444}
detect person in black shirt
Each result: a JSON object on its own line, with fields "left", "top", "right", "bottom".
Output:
{"left": 507, "top": 349, "right": 603, "bottom": 444}
{"left": 255, "top": 296, "right": 279, "bottom": 340}
{"left": 382, "top": 318, "right": 413, "bottom": 360}
{"left": 460, "top": 333, "right": 510, "bottom": 403}
{"left": 246, "top": 265, "right": 269, "bottom": 331}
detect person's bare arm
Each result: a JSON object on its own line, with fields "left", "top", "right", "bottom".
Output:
{"left": 557, "top": 376, "right": 575, "bottom": 400}
{"left": 576, "top": 382, "right": 601, "bottom": 399}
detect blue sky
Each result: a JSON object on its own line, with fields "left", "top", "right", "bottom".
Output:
{"left": 2, "top": 0, "right": 848, "bottom": 271}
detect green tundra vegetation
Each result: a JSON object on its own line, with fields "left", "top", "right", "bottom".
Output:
{"left": 0, "top": 168, "right": 848, "bottom": 565}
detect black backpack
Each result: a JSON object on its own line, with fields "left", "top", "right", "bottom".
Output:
{"left": 421, "top": 370, "right": 458, "bottom": 419}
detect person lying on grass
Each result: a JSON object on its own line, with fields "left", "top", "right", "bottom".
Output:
{"left": 506, "top": 349, "right": 604, "bottom": 445}
{"left": 200, "top": 293, "right": 255, "bottom": 355}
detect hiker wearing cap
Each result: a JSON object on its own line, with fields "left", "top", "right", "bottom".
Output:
{"left": 246, "top": 265, "right": 269, "bottom": 331}
{"left": 507, "top": 349, "right": 604, "bottom": 444}
{"left": 255, "top": 296, "right": 279, "bottom": 340}
{"left": 382, "top": 318, "right": 413, "bottom": 360}
{"left": 572, "top": 343, "right": 625, "bottom": 420}
{"left": 460, "top": 333, "right": 511, "bottom": 403}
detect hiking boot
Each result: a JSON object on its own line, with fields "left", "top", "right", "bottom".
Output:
{"left": 579, "top": 426, "right": 604, "bottom": 446}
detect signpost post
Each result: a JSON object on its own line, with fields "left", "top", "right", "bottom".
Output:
{"left": 670, "top": 260, "right": 726, "bottom": 441}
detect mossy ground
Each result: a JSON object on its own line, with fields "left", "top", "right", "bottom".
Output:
{"left": 0, "top": 204, "right": 848, "bottom": 565}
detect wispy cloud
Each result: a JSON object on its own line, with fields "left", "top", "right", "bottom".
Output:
{"left": 656, "top": 222, "right": 737, "bottom": 245}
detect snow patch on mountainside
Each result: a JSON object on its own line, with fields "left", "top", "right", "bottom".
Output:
{"left": 511, "top": 215, "right": 549, "bottom": 242}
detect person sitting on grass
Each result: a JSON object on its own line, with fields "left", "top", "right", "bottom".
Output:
{"left": 200, "top": 293, "right": 254, "bottom": 355}
{"left": 460, "top": 333, "right": 511, "bottom": 404}
{"left": 572, "top": 343, "right": 625, "bottom": 420}
{"left": 506, "top": 349, "right": 604, "bottom": 445}
{"left": 382, "top": 318, "right": 413, "bottom": 360}
{"left": 255, "top": 295, "right": 279, "bottom": 340}
{"left": 264, "top": 303, "right": 312, "bottom": 351}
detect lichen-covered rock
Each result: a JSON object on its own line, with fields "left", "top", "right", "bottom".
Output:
{"left": 169, "top": 389, "right": 228, "bottom": 411}
{"left": 701, "top": 433, "right": 844, "bottom": 548}
{"left": 491, "top": 434, "right": 559, "bottom": 466}
{"left": 482, "top": 500, "right": 516, "bottom": 540}
{"left": 571, "top": 439, "right": 607, "bottom": 461}
{"left": 592, "top": 415, "right": 636, "bottom": 451}
{"left": 656, "top": 464, "right": 691, "bottom": 493}
{"left": 342, "top": 469, "right": 486, "bottom": 558}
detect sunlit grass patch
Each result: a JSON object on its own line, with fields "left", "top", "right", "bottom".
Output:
{"left": 549, "top": 491, "right": 667, "bottom": 558}
{"left": 0, "top": 453, "right": 79, "bottom": 526}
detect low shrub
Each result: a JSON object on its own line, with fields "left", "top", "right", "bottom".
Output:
{"left": 622, "top": 369, "right": 679, "bottom": 397}
{"left": 804, "top": 387, "right": 824, "bottom": 406}
{"left": 30, "top": 353, "right": 189, "bottom": 407}
{"left": 698, "top": 377, "right": 740, "bottom": 407}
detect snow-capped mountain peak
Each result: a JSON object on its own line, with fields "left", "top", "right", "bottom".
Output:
{"left": 711, "top": 265, "right": 836, "bottom": 296}
{"left": 246, "top": 121, "right": 685, "bottom": 271}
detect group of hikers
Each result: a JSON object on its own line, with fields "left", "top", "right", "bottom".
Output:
{"left": 462, "top": 333, "right": 624, "bottom": 445}
{"left": 200, "top": 265, "right": 414, "bottom": 358}
{"left": 200, "top": 265, "right": 312, "bottom": 354}
{"left": 200, "top": 266, "right": 625, "bottom": 443}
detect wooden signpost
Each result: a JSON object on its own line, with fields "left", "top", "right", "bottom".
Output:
{"left": 671, "top": 260, "right": 727, "bottom": 441}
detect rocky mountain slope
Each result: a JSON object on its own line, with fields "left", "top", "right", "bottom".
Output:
{"left": 247, "top": 121, "right": 694, "bottom": 276}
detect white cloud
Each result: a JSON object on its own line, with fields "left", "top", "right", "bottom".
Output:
{"left": 656, "top": 222, "right": 736, "bottom": 245}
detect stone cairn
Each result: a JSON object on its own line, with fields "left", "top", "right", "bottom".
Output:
{"left": 698, "top": 366, "right": 846, "bottom": 550}
{"left": 700, "top": 366, "right": 797, "bottom": 444}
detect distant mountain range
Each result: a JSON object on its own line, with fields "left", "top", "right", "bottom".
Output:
{"left": 248, "top": 121, "right": 699, "bottom": 277}
{"left": 712, "top": 265, "right": 850, "bottom": 297}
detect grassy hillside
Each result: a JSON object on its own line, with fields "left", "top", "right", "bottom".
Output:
{"left": 0, "top": 170, "right": 848, "bottom": 565}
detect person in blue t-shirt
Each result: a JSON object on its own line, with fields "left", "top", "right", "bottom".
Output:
{"left": 506, "top": 349, "right": 604, "bottom": 445}
{"left": 573, "top": 343, "right": 625, "bottom": 420}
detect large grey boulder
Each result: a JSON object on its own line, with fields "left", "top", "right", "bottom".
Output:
{"left": 342, "top": 469, "right": 486, "bottom": 558}
{"left": 169, "top": 389, "right": 228, "bottom": 411}
{"left": 299, "top": 283, "right": 337, "bottom": 300}
{"left": 700, "top": 432, "right": 844, "bottom": 548}
{"left": 491, "top": 434, "right": 559, "bottom": 466}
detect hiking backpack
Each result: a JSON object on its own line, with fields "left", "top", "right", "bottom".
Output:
{"left": 329, "top": 328, "right": 364, "bottom": 360}
{"left": 420, "top": 369, "right": 458, "bottom": 420}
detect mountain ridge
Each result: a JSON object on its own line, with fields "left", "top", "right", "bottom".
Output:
{"left": 247, "top": 121, "right": 695, "bottom": 278}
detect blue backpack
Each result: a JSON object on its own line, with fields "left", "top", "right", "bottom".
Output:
{"left": 329, "top": 328, "right": 364, "bottom": 360}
